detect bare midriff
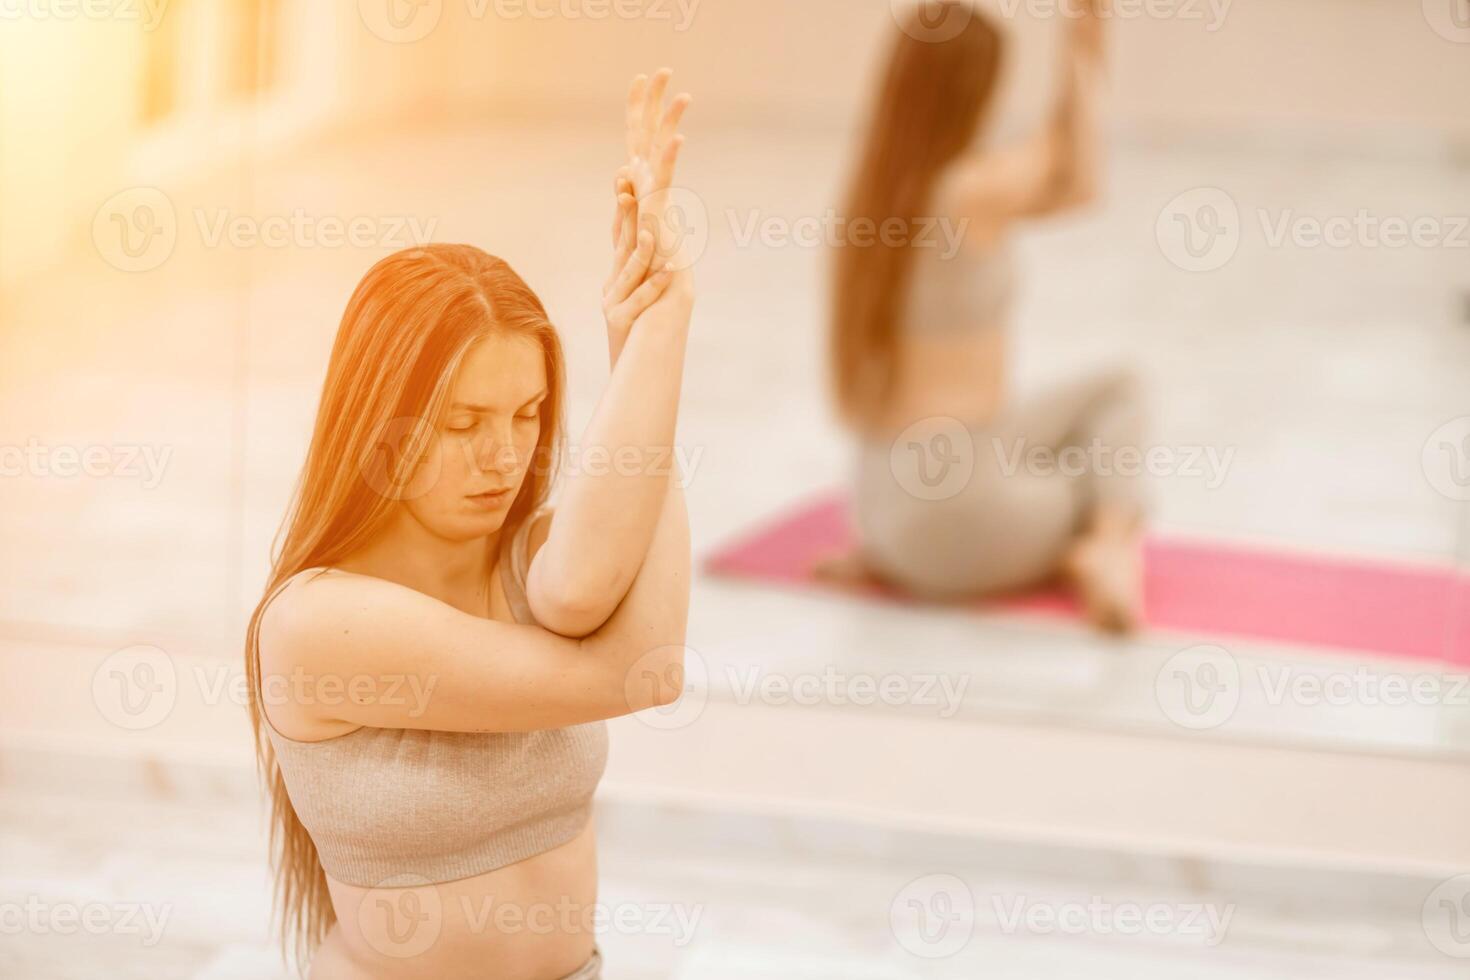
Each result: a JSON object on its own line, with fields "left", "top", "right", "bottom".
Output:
{"left": 308, "top": 818, "right": 599, "bottom": 980}
{"left": 867, "top": 327, "right": 1008, "bottom": 441}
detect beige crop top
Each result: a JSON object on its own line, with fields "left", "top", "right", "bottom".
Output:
{"left": 902, "top": 165, "right": 1017, "bottom": 333}
{"left": 264, "top": 507, "right": 609, "bottom": 888}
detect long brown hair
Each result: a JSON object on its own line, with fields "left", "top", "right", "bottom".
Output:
{"left": 243, "top": 244, "right": 566, "bottom": 968}
{"left": 830, "top": 3, "right": 1004, "bottom": 428}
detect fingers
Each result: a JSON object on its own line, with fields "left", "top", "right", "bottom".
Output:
{"left": 655, "top": 93, "right": 691, "bottom": 152}
{"left": 625, "top": 74, "right": 649, "bottom": 160}
{"left": 655, "top": 134, "right": 685, "bottom": 191}
{"left": 653, "top": 95, "right": 691, "bottom": 186}
{"left": 608, "top": 191, "right": 637, "bottom": 285}
{"left": 623, "top": 263, "right": 675, "bottom": 313}
{"left": 640, "top": 68, "right": 672, "bottom": 158}
{"left": 610, "top": 172, "right": 631, "bottom": 242}
{"left": 606, "top": 229, "right": 657, "bottom": 306}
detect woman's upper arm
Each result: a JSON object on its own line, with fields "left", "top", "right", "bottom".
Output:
{"left": 258, "top": 569, "right": 626, "bottom": 735}
{"left": 524, "top": 506, "right": 628, "bottom": 639}
{"left": 949, "top": 136, "right": 1070, "bottom": 231}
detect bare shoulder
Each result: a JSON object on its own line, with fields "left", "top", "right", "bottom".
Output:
{"left": 258, "top": 567, "right": 414, "bottom": 672}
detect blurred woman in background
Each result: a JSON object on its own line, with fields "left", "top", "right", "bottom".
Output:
{"left": 244, "top": 71, "right": 694, "bottom": 980}
{"left": 823, "top": 0, "right": 1148, "bottom": 632}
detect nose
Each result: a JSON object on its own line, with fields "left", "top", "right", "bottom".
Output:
{"left": 470, "top": 421, "right": 519, "bottom": 476}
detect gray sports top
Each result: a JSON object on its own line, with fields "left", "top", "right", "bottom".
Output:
{"left": 902, "top": 165, "right": 1017, "bottom": 333}
{"left": 265, "top": 508, "right": 609, "bottom": 887}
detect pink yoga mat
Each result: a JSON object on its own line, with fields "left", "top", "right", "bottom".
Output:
{"left": 705, "top": 493, "right": 1470, "bottom": 667}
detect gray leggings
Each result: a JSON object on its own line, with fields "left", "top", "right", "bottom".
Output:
{"left": 853, "top": 366, "right": 1149, "bottom": 599}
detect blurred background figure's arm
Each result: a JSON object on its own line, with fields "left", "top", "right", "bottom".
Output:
{"left": 950, "top": 0, "right": 1108, "bottom": 234}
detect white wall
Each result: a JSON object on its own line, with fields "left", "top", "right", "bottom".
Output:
{"left": 4, "top": 0, "right": 1467, "bottom": 290}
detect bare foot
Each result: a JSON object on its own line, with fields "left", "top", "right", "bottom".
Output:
{"left": 811, "top": 548, "right": 879, "bottom": 588}
{"left": 1062, "top": 528, "right": 1144, "bottom": 635}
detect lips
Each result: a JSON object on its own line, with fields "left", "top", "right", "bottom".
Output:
{"left": 467, "top": 488, "right": 511, "bottom": 507}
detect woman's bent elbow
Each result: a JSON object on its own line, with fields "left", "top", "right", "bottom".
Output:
{"left": 616, "top": 641, "right": 688, "bottom": 713}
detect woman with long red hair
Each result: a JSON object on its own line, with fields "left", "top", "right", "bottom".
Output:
{"left": 825, "top": 1, "right": 1149, "bottom": 631}
{"left": 245, "top": 70, "right": 694, "bottom": 979}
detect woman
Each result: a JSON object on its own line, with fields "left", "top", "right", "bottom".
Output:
{"left": 244, "top": 70, "right": 695, "bottom": 979}
{"left": 824, "top": 0, "right": 1148, "bottom": 632}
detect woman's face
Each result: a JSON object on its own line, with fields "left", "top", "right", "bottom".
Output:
{"left": 403, "top": 332, "right": 548, "bottom": 542}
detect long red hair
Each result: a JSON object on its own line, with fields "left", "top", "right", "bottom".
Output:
{"left": 243, "top": 244, "right": 566, "bottom": 967}
{"left": 830, "top": 3, "right": 1004, "bottom": 428}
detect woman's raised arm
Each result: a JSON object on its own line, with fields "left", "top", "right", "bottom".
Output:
{"left": 950, "top": 1, "right": 1107, "bottom": 226}
{"left": 525, "top": 68, "right": 697, "bottom": 639}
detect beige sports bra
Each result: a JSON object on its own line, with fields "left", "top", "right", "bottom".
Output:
{"left": 263, "top": 507, "right": 609, "bottom": 888}
{"left": 902, "top": 164, "right": 1017, "bottom": 334}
